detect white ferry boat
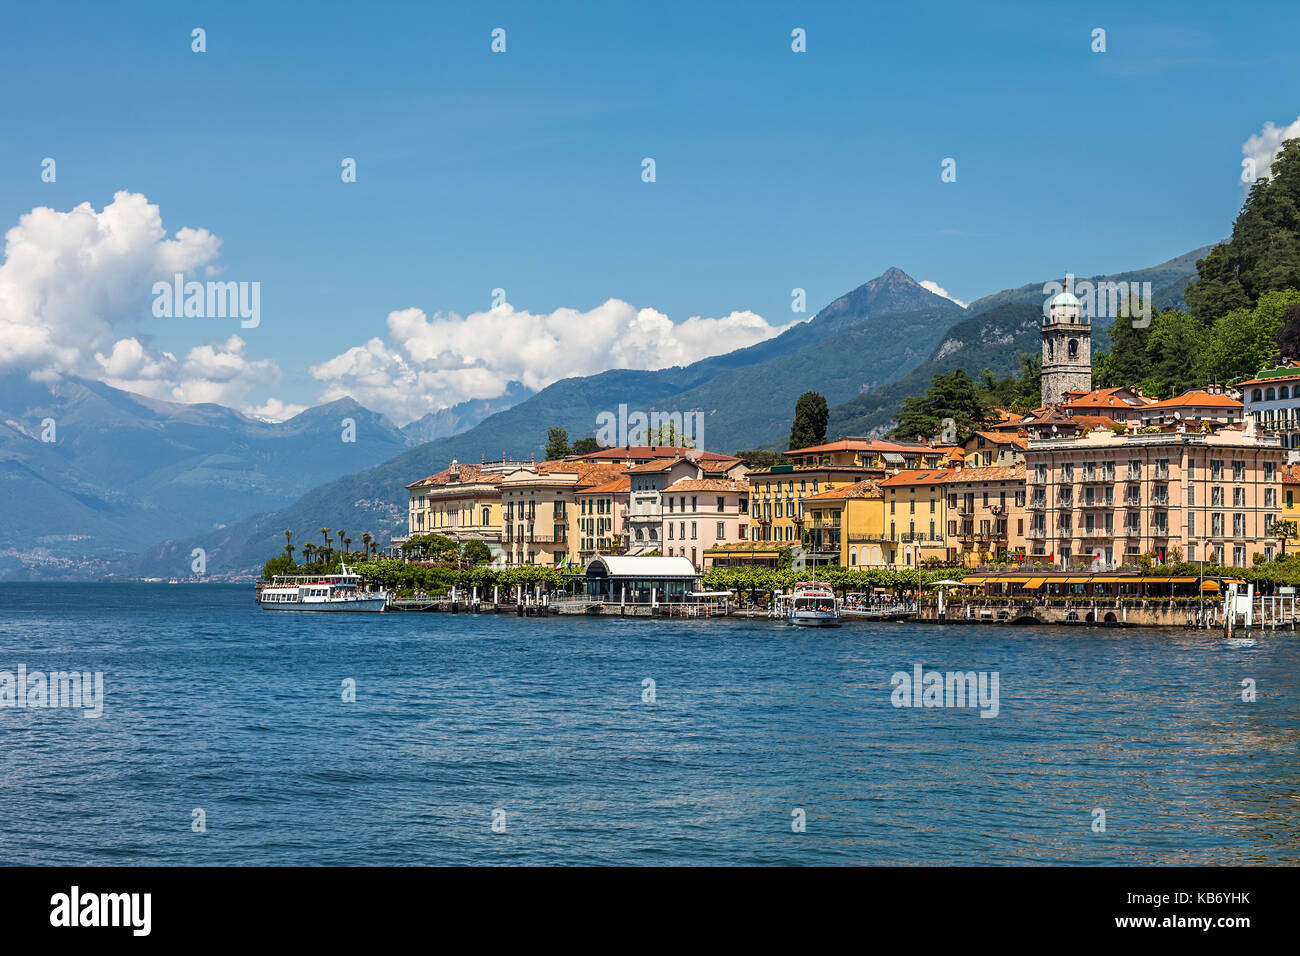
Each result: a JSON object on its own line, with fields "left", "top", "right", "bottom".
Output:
{"left": 775, "top": 581, "right": 842, "bottom": 627}
{"left": 256, "top": 565, "right": 388, "bottom": 612}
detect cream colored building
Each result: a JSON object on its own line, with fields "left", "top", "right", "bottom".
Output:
{"left": 1023, "top": 421, "right": 1284, "bottom": 567}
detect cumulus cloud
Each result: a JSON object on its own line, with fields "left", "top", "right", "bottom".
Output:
{"left": 1242, "top": 115, "right": 1300, "bottom": 181}
{"left": 919, "top": 280, "right": 968, "bottom": 308}
{"left": 0, "top": 191, "right": 293, "bottom": 412}
{"left": 311, "top": 299, "right": 800, "bottom": 425}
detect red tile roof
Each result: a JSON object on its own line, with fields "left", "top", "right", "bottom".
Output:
{"left": 1143, "top": 390, "right": 1243, "bottom": 409}
{"left": 662, "top": 477, "right": 750, "bottom": 494}
{"left": 801, "top": 479, "right": 883, "bottom": 501}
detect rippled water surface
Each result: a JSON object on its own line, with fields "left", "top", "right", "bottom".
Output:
{"left": 1, "top": 583, "right": 1297, "bottom": 865}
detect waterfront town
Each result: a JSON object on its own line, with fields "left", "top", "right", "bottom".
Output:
{"left": 396, "top": 287, "right": 1300, "bottom": 577}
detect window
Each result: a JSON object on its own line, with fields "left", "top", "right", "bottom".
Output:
{"left": 716, "top": 522, "right": 725, "bottom": 538}
{"left": 1233, "top": 460, "right": 1246, "bottom": 482}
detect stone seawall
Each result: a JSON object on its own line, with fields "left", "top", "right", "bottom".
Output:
{"left": 920, "top": 601, "right": 1222, "bottom": 628}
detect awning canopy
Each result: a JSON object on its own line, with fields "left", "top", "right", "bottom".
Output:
{"left": 1023, "top": 577, "right": 1046, "bottom": 589}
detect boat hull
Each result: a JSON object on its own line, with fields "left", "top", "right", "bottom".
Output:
{"left": 790, "top": 612, "right": 841, "bottom": 627}
{"left": 258, "top": 597, "right": 388, "bottom": 612}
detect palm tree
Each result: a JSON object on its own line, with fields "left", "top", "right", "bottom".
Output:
{"left": 343, "top": 537, "right": 352, "bottom": 556}
{"left": 1268, "top": 519, "right": 1297, "bottom": 558}
{"left": 302, "top": 542, "right": 317, "bottom": 565}
{"left": 320, "top": 528, "right": 331, "bottom": 561}
{"left": 361, "top": 532, "right": 372, "bottom": 558}
{"left": 338, "top": 529, "right": 348, "bottom": 556}
{"left": 283, "top": 530, "right": 295, "bottom": 563}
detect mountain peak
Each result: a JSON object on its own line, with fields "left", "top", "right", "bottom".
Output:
{"left": 876, "top": 266, "right": 917, "bottom": 283}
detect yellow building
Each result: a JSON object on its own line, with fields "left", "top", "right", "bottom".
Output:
{"left": 801, "top": 479, "right": 888, "bottom": 567}
{"left": 878, "top": 469, "right": 955, "bottom": 567}
{"left": 405, "top": 458, "right": 511, "bottom": 563}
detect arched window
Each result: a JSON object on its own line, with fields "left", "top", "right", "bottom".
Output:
{"left": 1068, "top": 339, "right": 1079, "bottom": 358}
{"left": 1266, "top": 388, "right": 1276, "bottom": 400}
{"left": 1253, "top": 389, "right": 1263, "bottom": 402}
{"left": 1282, "top": 386, "right": 1290, "bottom": 399}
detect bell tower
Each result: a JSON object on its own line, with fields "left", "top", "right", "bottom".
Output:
{"left": 1041, "top": 275, "right": 1091, "bottom": 407}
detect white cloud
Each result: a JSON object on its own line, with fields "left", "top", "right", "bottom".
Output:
{"left": 0, "top": 191, "right": 295, "bottom": 412}
{"left": 919, "top": 280, "right": 968, "bottom": 309}
{"left": 311, "top": 299, "right": 800, "bottom": 425}
{"left": 1242, "top": 115, "right": 1300, "bottom": 181}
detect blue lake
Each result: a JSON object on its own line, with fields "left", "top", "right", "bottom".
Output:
{"left": 0, "top": 583, "right": 1296, "bottom": 865}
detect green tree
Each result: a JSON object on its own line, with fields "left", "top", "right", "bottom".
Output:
{"left": 789, "top": 391, "right": 829, "bottom": 449}
{"left": 1199, "top": 290, "right": 1300, "bottom": 384}
{"left": 262, "top": 553, "right": 297, "bottom": 580}
{"left": 571, "top": 437, "right": 604, "bottom": 455}
{"left": 892, "top": 368, "right": 987, "bottom": 440}
{"left": 1268, "top": 519, "right": 1297, "bottom": 558}
{"left": 734, "top": 448, "right": 784, "bottom": 469}
{"left": 461, "top": 540, "right": 492, "bottom": 566}
{"left": 545, "top": 427, "right": 572, "bottom": 460}
{"left": 1186, "top": 138, "right": 1300, "bottom": 319}
{"left": 1138, "top": 310, "right": 1211, "bottom": 398}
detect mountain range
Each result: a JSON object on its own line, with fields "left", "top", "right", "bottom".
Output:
{"left": 4, "top": 248, "right": 1210, "bottom": 579}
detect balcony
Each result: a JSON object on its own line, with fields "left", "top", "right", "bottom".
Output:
{"left": 847, "top": 530, "right": 889, "bottom": 546}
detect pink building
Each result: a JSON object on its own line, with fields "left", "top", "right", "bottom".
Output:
{"left": 1023, "top": 422, "right": 1284, "bottom": 568}
{"left": 659, "top": 477, "right": 750, "bottom": 570}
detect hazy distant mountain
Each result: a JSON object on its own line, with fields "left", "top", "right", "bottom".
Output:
{"left": 0, "top": 374, "right": 412, "bottom": 578}
{"left": 401, "top": 382, "right": 534, "bottom": 443}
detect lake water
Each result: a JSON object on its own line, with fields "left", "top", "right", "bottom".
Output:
{"left": 1, "top": 583, "right": 1296, "bottom": 865}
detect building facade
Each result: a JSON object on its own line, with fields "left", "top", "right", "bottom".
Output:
{"left": 1023, "top": 423, "right": 1284, "bottom": 568}
{"left": 405, "top": 459, "right": 513, "bottom": 565}
{"left": 879, "top": 469, "right": 955, "bottom": 566}
{"left": 801, "top": 479, "right": 887, "bottom": 567}
{"left": 943, "top": 464, "right": 1027, "bottom": 566}
{"left": 1241, "top": 363, "right": 1300, "bottom": 457}
{"left": 659, "top": 477, "right": 749, "bottom": 569}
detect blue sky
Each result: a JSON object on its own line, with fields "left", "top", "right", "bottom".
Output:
{"left": 2, "top": 0, "right": 1298, "bottom": 422}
